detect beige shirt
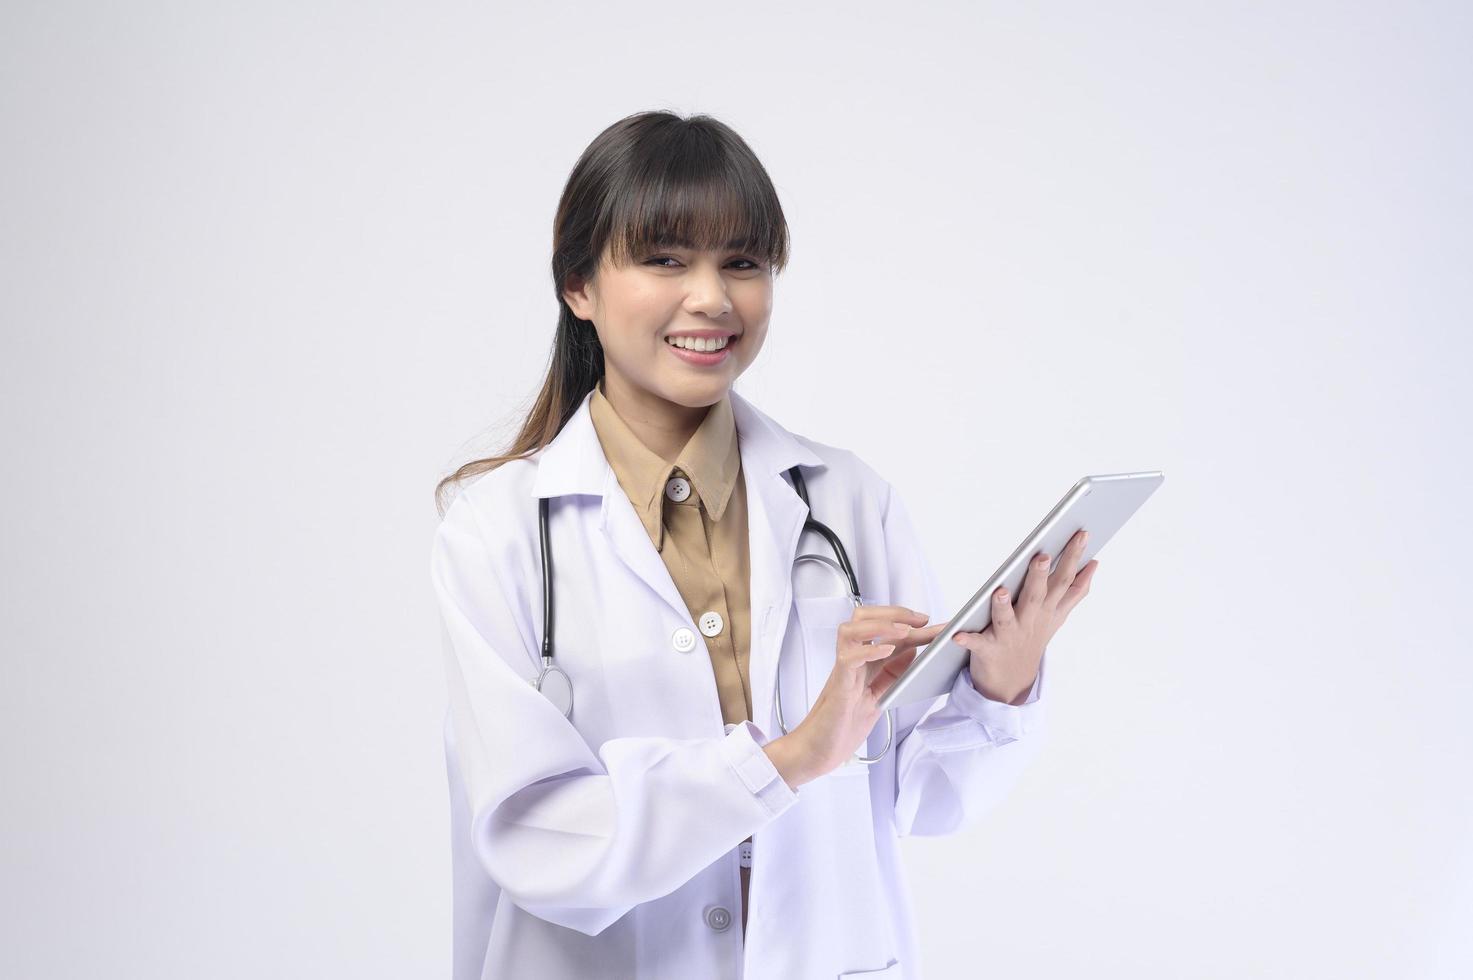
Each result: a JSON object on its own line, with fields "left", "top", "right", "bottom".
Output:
{"left": 587, "top": 379, "right": 757, "bottom": 938}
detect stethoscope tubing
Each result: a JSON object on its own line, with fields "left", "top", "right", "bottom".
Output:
{"left": 783, "top": 467, "right": 893, "bottom": 764}
{"left": 536, "top": 495, "right": 574, "bottom": 719}
{"left": 534, "top": 465, "right": 893, "bottom": 763}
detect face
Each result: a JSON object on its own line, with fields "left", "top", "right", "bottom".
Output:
{"left": 562, "top": 240, "right": 772, "bottom": 414}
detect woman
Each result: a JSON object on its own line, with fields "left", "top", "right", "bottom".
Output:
{"left": 432, "top": 110, "right": 1096, "bottom": 980}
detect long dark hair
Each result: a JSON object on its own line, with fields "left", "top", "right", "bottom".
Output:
{"left": 433, "top": 110, "right": 792, "bottom": 516}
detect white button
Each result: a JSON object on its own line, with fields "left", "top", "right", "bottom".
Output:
{"left": 698, "top": 611, "right": 724, "bottom": 637}
{"left": 705, "top": 906, "right": 732, "bottom": 931}
{"left": 724, "top": 722, "right": 737, "bottom": 734}
{"left": 672, "top": 627, "right": 697, "bottom": 653}
{"left": 665, "top": 476, "right": 692, "bottom": 502}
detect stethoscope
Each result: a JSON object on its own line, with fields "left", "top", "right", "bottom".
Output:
{"left": 534, "top": 464, "right": 894, "bottom": 764}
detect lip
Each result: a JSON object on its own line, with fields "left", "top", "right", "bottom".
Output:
{"left": 665, "top": 333, "right": 736, "bottom": 366}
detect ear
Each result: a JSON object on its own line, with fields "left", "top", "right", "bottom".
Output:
{"left": 562, "top": 272, "right": 595, "bottom": 322}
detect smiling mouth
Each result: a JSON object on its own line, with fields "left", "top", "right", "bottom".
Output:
{"left": 664, "top": 335, "right": 736, "bottom": 353}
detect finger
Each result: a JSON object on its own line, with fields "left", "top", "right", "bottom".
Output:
{"left": 991, "top": 585, "right": 1017, "bottom": 632}
{"left": 879, "top": 646, "right": 918, "bottom": 678}
{"left": 1056, "top": 559, "right": 1098, "bottom": 618}
{"left": 865, "top": 642, "right": 918, "bottom": 683}
{"left": 843, "top": 618, "right": 919, "bottom": 647}
{"left": 864, "top": 625, "right": 942, "bottom": 686}
{"left": 868, "top": 648, "right": 918, "bottom": 697}
{"left": 1048, "top": 530, "right": 1089, "bottom": 604}
{"left": 848, "top": 605, "right": 930, "bottom": 627}
{"left": 950, "top": 630, "right": 982, "bottom": 653}
{"left": 1019, "top": 552, "right": 1050, "bottom": 608}
{"left": 844, "top": 642, "right": 897, "bottom": 668}
{"left": 896, "top": 622, "right": 947, "bottom": 647}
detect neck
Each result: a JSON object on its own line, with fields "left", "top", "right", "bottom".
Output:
{"left": 599, "top": 374, "right": 715, "bottom": 463}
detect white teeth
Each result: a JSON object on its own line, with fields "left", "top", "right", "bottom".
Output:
{"left": 666, "top": 335, "right": 731, "bottom": 352}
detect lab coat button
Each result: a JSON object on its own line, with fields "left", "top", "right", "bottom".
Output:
{"left": 724, "top": 722, "right": 737, "bottom": 734}
{"left": 698, "top": 611, "right": 724, "bottom": 637}
{"left": 672, "top": 627, "right": 697, "bottom": 653}
{"left": 665, "top": 476, "right": 692, "bottom": 502}
{"left": 705, "top": 906, "right": 732, "bottom": 931}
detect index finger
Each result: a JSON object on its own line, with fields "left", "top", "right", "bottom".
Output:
{"left": 850, "top": 605, "right": 931, "bottom": 626}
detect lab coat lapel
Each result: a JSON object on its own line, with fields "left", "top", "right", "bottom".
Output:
{"left": 531, "top": 386, "right": 826, "bottom": 731}
{"left": 600, "top": 467, "right": 692, "bottom": 622}
{"left": 530, "top": 389, "right": 692, "bottom": 623}
{"left": 729, "top": 390, "right": 825, "bottom": 733}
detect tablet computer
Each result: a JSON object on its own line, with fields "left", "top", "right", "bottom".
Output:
{"left": 877, "top": 470, "right": 1164, "bottom": 712}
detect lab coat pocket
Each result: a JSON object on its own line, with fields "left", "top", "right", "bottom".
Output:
{"left": 838, "top": 960, "right": 902, "bottom": 979}
{"left": 793, "top": 595, "right": 858, "bottom": 712}
{"left": 793, "top": 595, "right": 871, "bottom": 778}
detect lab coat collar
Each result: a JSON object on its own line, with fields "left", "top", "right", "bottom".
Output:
{"left": 531, "top": 384, "right": 825, "bottom": 733}
{"left": 530, "top": 385, "right": 823, "bottom": 501}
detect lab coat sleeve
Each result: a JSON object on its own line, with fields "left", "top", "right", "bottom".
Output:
{"left": 878, "top": 480, "right": 1049, "bottom": 838}
{"left": 432, "top": 494, "right": 800, "bottom": 937}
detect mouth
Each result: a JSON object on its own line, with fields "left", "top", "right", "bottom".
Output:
{"left": 664, "top": 333, "right": 737, "bottom": 365}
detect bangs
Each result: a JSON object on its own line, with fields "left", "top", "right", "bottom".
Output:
{"left": 600, "top": 130, "right": 789, "bottom": 272}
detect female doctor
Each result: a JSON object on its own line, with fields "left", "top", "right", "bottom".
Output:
{"left": 431, "top": 110, "right": 1098, "bottom": 980}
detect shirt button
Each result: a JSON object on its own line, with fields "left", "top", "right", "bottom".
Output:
{"left": 705, "top": 906, "right": 732, "bottom": 931}
{"left": 671, "top": 627, "right": 697, "bottom": 653}
{"left": 698, "top": 611, "right": 724, "bottom": 637}
{"left": 665, "top": 476, "right": 692, "bottom": 502}
{"left": 724, "top": 722, "right": 737, "bottom": 735}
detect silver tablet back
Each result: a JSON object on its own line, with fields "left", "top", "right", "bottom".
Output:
{"left": 878, "top": 470, "right": 1165, "bottom": 712}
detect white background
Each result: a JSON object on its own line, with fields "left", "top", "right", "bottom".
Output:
{"left": 2, "top": 2, "right": 1469, "bottom": 977}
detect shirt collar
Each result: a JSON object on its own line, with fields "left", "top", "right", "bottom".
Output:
{"left": 587, "top": 379, "right": 742, "bottom": 550}
{"left": 528, "top": 381, "right": 823, "bottom": 504}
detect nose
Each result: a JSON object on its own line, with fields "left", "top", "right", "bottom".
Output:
{"left": 685, "top": 263, "right": 733, "bottom": 318}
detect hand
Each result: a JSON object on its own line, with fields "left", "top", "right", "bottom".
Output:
{"left": 951, "top": 528, "right": 1098, "bottom": 704}
{"left": 787, "top": 605, "right": 947, "bottom": 778}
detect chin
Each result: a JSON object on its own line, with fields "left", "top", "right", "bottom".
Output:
{"left": 662, "top": 378, "right": 735, "bottom": 407}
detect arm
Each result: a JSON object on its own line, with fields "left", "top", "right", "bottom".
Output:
{"left": 877, "top": 481, "right": 1049, "bottom": 838}
{"left": 433, "top": 496, "right": 799, "bottom": 936}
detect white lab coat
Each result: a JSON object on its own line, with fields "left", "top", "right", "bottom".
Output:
{"left": 432, "top": 386, "right": 1047, "bottom": 980}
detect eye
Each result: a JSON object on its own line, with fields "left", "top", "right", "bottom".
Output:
{"left": 641, "top": 254, "right": 763, "bottom": 271}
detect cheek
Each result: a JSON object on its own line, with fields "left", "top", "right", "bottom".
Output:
{"left": 738, "top": 323, "right": 768, "bottom": 360}
{"left": 602, "top": 271, "right": 680, "bottom": 325}
{"left": 737, "top": 284, "right": 773, "bottom": 319}
{"left": 735, "top": 290, "right": 771, "bottom": 342}
{"left": 600, "top": 294, "right": 677, "bottom": 348}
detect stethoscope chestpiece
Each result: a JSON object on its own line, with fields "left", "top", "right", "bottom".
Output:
{"left": 535, "top": 655, "right": 574, "bottom": 720}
